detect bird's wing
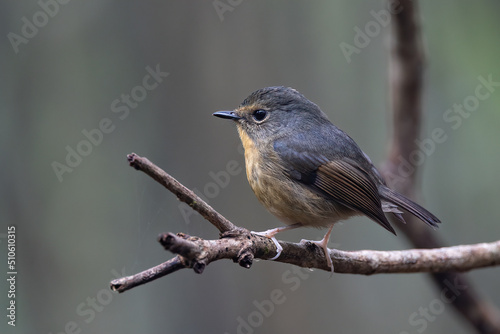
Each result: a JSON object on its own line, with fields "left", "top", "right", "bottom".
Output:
{"left": 273, "top": 138, "right": 396, "bottom": 235}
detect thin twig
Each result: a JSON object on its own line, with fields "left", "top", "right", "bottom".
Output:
{"left": 127, "top": 153, "right": 237, "bottom": 233}
{"left": 110, "top": 257, "right": 185, "bottom": 293}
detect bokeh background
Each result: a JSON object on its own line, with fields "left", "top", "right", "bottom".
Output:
{"left": 2, "top": 1, "right": 500, "bottom": 333}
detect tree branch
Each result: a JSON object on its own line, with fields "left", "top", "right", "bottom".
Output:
{"left": 382, "top": 1, "right": 500, "bottom": 332}
{"left": 110, "top": 257, "right": 185, "bottom": 293}
{"left": 110, "top": 154, "right": 500, "bottom": 295}
{"left": 127, "top": 153, "right": 237, "bottom": 234}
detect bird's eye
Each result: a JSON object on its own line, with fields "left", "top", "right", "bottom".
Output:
{"left": 252, "top": 109, "right": 268, "bottom": 122}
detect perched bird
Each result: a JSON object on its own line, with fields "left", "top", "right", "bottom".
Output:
{"left": 213, "top": 86, "right": 440, "bottom": 271}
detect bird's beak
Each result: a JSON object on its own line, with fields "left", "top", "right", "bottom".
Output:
{"left": 213, "top": 110, "right": 242, "bottom": 120}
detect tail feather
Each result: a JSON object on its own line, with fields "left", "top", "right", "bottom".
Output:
{"left": 379, "top": 186, "right": 441, "bottom": 228}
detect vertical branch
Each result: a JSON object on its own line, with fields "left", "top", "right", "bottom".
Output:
{"left": 386, "top": 0, "right": 423, "bottom": 198}
{"left": 383, "top": 1, "right": 500, "bottom": 333}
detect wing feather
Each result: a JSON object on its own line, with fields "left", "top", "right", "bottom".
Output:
{"left": 314, "top": 160, "right": 396, "bottom": 235}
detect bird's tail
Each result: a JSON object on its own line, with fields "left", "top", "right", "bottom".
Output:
{"left": 379, "top": 186, "right": 441, "bottom": 228}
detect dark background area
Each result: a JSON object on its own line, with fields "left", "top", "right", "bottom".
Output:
{"left": 1, "top": 1, "right": 500, "bottom": 333}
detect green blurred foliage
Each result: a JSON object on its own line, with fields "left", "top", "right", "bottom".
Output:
{"left": 1, "top": 1, "right": 499, "bottom": 333}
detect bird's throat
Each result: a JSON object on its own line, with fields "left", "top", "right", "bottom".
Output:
{"left": 237, "top": 126, "right": 260, "bottom": 185}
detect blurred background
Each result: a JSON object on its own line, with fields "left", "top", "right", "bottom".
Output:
{"left": 1, "top": 1, "right": 500, "bottom": 333}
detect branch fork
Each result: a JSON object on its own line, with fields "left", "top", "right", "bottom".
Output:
{"left": 109, "top": 153, "right": 500, "bottom": 295}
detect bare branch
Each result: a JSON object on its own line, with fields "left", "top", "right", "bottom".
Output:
{"left": 127, "top": 153, "right": 237, "bottom": 233}
{"left": 110, "top": 227, "right": 500, "bottom": 294}
{"left": 383, "top": 0, "right": 500, "bottom": 332}
{"left": 110, "top": 257, "right": 185, "bottom": 293}
{"left": 110, "top": 154, "right": 500, "bottom": 295}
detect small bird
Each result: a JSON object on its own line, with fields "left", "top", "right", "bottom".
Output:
{"left": 213, "top": 86, "right": 440, "bottom": 271}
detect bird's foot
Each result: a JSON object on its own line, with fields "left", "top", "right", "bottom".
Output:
{"left": 251, "top": 224, "right": 302, "bottom": 260}
{"left": 300, "top": 225, "right": 335, "bottom": 275}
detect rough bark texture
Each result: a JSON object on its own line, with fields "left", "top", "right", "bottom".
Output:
{"left": 110, "top": 154, "right": 500, "bottom": 299}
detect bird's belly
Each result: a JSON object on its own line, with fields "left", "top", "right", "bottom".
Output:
{"left": 247, "top": 161, "right": 355, "bottom": 228}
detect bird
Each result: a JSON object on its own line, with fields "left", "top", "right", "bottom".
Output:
{"left": 213, "top": 86, "right": 440, "bottom": 272}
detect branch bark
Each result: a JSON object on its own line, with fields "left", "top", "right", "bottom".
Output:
{"left": 110, "top": 154, "right": 500, "bottom": 295}
{"left": 127, "top": 153, "right": 237, "bottom": 234}
{"left": 382, "top": 1, "right": 500, "bottom": 332}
